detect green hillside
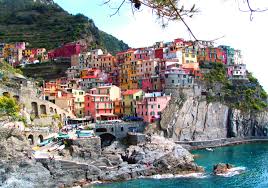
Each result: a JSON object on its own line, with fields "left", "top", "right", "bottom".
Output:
{"left": 0, "top": 0, "right": 129, "bottom": 54}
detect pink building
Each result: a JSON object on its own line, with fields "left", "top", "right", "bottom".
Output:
{"left": 84, "top": 85, "right": 121, "bottom": 121}
{"left": 141, "top": 76, "right": 162, "bottom": 93}
{"left": 137, "top": 92, "right": 171, "bottom": 123}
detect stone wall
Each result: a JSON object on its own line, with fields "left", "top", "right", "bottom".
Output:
{"left": 127, "top": 132, "right": 146, "bottom": 145}
{"left": 0, "top": 84, "right": 75, "bottom": 127}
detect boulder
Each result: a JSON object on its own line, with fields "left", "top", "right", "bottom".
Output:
{"left": 213, "top": 163, "right": 233, "bottom": 175}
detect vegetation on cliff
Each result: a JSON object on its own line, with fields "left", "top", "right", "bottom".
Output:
{"left": 204, "top": 63, "right": 268, "bottom": 112}
{"left": 0, "top": 0, "right": 129, "bottom": 53}
{"left": 0, "top": 95, "right": 20, "bottom": 119}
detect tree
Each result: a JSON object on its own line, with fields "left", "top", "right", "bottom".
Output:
{"left": 0, "top": 96, "right": 20, "bottom": 119}
{"left": 104, "top": 0, "right": 268, "bottom": 41}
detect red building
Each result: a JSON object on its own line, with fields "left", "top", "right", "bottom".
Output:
{"left": 154, "top": 48, "right": 164, "bottom": 59}
{"left": 48, "top": 43, "right": 81, "bottom": 59}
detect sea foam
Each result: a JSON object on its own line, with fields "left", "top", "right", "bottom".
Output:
{"left": 216, "top": 167, "right": 246, "bottom": 177}
{"left": 147, "top": 172, "right": 207, "bottom": 179}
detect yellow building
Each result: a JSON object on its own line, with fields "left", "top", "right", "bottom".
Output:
{"left": 122, "top": 89, "right": 144, "bottom": 116}
{"left": 22, "top": 49, "right": 32, "bottom": 57}
{"left": 118, "top": 49, "right": 137, "bottom": 90}
{"left": 72, "top": 89, "right": 85, "bottom": 117}
{"left": 182, "top": 46, "right": 199, "bottom": 70}
{"left": 3, "top": 44, "right": 15, "bottom": 58}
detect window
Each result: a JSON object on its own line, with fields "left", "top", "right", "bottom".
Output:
{"left": 185, "top": 54, "right": 189, "bottom": 57}
{"left": 186, "top": 60, "right": 189, "bottom": 63}
{"left": 151, "top": 105, "right": 154, "bottom": 109}
{"left": 158, "top": 105, "right": 160, "bottom": 109}
{"left": 121, "top": 127, "right": 124, "bottom": 131}
{"left": 191, "top": 54, "right": 195, "bottom": 58}
{"left": 172, "top": 80, "right": 174, "bottom": 83}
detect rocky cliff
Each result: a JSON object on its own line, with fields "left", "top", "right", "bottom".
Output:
{"left": 160, "top": 88, "right": 268, "bottom": 141}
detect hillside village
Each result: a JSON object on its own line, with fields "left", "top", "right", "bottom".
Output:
{"left": 0, "top": 38, "right": 255, "bottom": 124}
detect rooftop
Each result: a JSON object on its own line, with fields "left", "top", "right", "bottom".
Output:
{"left": 122, "top": 89, "right": 142, "bottom": 95}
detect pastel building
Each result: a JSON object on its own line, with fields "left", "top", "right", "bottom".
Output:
{"left": 80, "top": 68, "right": 104, "bottom": 91}
{"left": 66, "top": 66, "right": 80, "bottom": 79}
{"left": 164, "top": 67, "right": 193, "bottom": 88}
{"left": 122, "top": 89, "right": 144, "bottom": 116}
{"left": 84, "top": 85, "right": 121, "bottom": 121}
{"left": 229, "top": 64, "right": 247, "bottom": 80}
{"left": 218, "top": 45, "right": 235, "bottom": 65}
{"left": 182, "top": 46, "right": 199, "bottom": 70}
{"left": 137, "top": 92, "right": 171, "bottom": 123}
{"left": 54, "top": 91, "right": 75, "bottom": 115}
{"left": 197, "top": 47, "right": 226, "bottom": 65}
{"left": 67, "top": 79, "right": 81, "bottom": 90}
{"left": 72, "top": 89, "right": 85, "bottom": 117}
{"left": 234, "top": 50, "right": 243, "bottom": 65}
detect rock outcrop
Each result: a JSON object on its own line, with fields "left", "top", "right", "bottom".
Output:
{"left": 0, "top": 128, "right": 203, "bottom": 187}
{"left": 160, "top": 88, "right": 268, "bottom": 141}
{"left": 213, "top": 163, "right": 233, "bottom": 175}
{"left": 0, "top": 128, "right": 55, "bottom": 188}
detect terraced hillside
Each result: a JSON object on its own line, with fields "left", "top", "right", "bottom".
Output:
{"left": 0, "top": 0, "right": 129, "bottom": 54}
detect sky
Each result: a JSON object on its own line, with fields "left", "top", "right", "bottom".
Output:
{"left": 54, "top": 0, "right": 268, "bottom": 91}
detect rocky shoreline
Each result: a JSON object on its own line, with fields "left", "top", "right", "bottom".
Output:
{"left": 0, "top": 128, "right": 203, "bottom": 188}
{"left": 2, "top": 127, "right": 268, "bottom": 187}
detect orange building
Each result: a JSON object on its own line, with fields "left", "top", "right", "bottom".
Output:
{"left": 197, "top": 47, "right": 225, "bottom": 65}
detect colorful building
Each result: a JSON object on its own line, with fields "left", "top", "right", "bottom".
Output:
{"left": 234, "top": 50, "right": 243, "bottom": 65}
{"left": 182, "top": 46, "right": 199, "bottom": 70}
{"left": 137, "top": 92, "right": 171, "bottom": 123}
{"left": 218, "top": 45, "right": 235, "bottom": 65}
{"left": 122, "top": 89, "right": 144, "bottom": 116}
{"left": 197, "top": 47, "right": 226, "bottom": 66}
{"left": 72, "top": 89, "right": 85, "bottom": 117}
{"left": 164, "top": 67, "right": 193, "bottom": 88}
{"left": 55, "top": 93, "right": 75, "bottom": 115}
{"left": 84, "top": 85, "right": 121, "bottom": 121}
{"left": 48, "top": 42, "right": 82, "bottom": 59}
{"left": 117, "top": 49, "right": 137, "bottom": 90}
{"left": 229, "top": 64, "right": 247, "bottom": 80}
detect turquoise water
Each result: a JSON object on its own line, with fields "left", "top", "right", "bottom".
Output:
{"left": 92, "top": 142, "right": 268, "bottom": 188}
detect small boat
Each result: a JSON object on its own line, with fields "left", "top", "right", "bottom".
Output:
{"left": 38, "top": 139, "right": 53, "bottom": 147}
{"left": 48, "top": 144, "right": 59, "bottom": 152}
{"left": 57, "top": 145, "right": 65, "bottom": 151}
{"left": 76, "top": 130, "right": 94, "bottom": 138}
{"left": 206, "top": 148, "right": 214, "bottom": 151}
{"left": 57, "top": 132, "right": 70, "bottom": 139}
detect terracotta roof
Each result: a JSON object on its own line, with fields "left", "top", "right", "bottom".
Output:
{"left": 82, "top": 75, "right": 97, "bottom": 79}
{"left": 122, "top": 89, "right": 142, "bottom": 95}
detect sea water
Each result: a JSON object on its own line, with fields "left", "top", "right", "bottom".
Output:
{"left": 91, "top": 142, "right": 268, "bottom": 188}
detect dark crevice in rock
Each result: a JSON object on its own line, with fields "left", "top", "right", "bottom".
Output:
{"left": 203, "top": 104, "right": 209, "bottom": 132}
